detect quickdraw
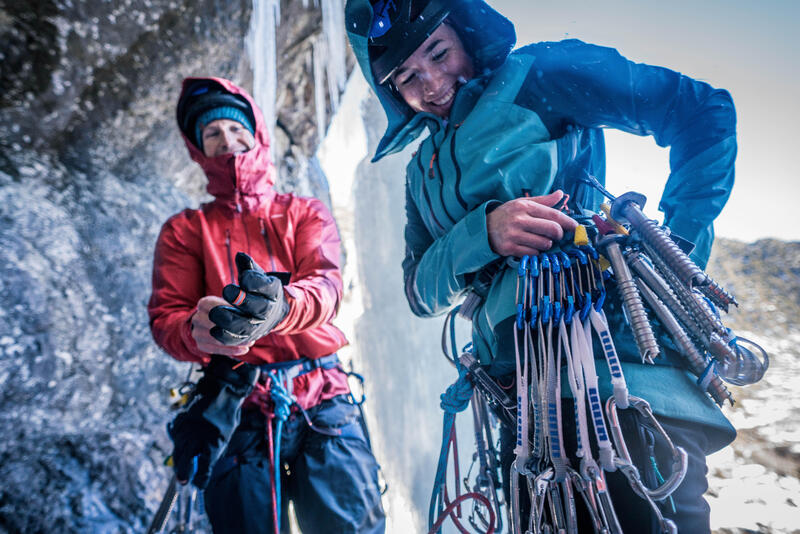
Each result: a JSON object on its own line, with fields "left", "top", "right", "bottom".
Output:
{"left": 432, "top": 182, "right": 769, "bottom": 534}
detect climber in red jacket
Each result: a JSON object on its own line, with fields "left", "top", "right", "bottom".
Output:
{"left": 148, "top": 76, "right": 385, "bottom": 534}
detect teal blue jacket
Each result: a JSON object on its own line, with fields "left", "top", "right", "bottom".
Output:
{"left": 346, "top": 0, "right": 737, "bottom": 451}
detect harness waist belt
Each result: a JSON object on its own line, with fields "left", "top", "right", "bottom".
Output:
{"left": 258, "top": 353, "right": 340, "bottom": 385}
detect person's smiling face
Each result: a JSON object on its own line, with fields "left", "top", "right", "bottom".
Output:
{"left": 390, "top": 22, "right": 475, "bottom": 119}
{"left": 201, "top": 119, "right": 255, "bottom": 158}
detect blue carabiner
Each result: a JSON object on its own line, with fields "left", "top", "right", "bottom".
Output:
{"left": 541, "top": 253, "right": 551, "bottom": 272}
{"left": 581, "top": 244, "right": 599, "bottom": 261}
{"left": 594, "top": 288, "right": 606, "bottom": 311}
{"left": 557, "top": 251, "right": 571, "bottom": 270}
{"left": 550, "top": 253, "right": 561, "bottom": 274}
{"left": 580, "top": 291, "right": 592, "bottom": 321}
{"left": 569, "top": 248, "right": 588, "bottom": 265}
{"left": 541, "top": 295, "right": 552, "bottom": 324}
{"left": 530, "top": 255, "right": 540, "bottom": 277}
{"left": 554, "top": 301, "right": 562, "bottom": 324}
{"left": 518, "top": 255, "right": 529, "bottom": 277}
{"left": 564, "top": 295, "right": 575, "bottom": 325}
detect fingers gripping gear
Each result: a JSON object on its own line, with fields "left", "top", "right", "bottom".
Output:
{"left": 209, "top": 252, "right": 290, "bottom": 346}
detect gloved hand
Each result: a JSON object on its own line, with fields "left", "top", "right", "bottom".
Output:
{"left": 190, "top": 296, "right": 253, "bottom": 357}
{"left": 167, "top": 354, "right": 260, "bottom": 488}
{"left": 208, "top": 252, "right": 290, "bottom": 346}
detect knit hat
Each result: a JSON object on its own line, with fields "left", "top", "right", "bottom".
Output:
{"left": 177, "top": 79, "right": 257, "bottom": 151}
{"left": 194, "top": 106, "right": 255, "bottom": 151}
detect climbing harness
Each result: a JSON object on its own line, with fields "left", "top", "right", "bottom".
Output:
{"left": 151, "top": 353, "right": 378, "bottom": 534}
{"left": 431, "top": 182, "right": 769, "bottom": 533}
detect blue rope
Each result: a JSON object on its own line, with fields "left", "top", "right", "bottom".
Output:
{"left": 268, "top": 371, "right": 294, "bottom": 533}
{"left": 428, "top": 362, "right": 474, "bottom": 533}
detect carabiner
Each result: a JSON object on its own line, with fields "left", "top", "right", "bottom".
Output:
{"left": 605, "top": 395, "right": 688, "bottom": 502}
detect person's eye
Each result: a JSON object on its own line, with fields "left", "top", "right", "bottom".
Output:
{"left": 399, "top": 73, "right": 415, "bottom": 86}
{"left": 204, "top": 130, "right": 219, "bottom": 139}
{"left": 432, "top": 48, "right": 448, "bottom": 61}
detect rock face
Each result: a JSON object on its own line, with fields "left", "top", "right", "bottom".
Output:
{"left": 0, "top": 1, "right": 344, "bottom": 531}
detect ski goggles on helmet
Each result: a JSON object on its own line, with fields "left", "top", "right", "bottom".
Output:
{"left": 368, "top": 0, "right": 451, "bottom": 85}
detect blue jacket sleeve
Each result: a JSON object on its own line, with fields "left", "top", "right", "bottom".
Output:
{"left": 402, "top": 178, "right": 500, "bottom": 317}
{"left": 521, "top": 39, "right": 737, "bottom": 268}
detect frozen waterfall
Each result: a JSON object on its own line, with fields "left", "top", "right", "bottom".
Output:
{"left": 247, "top": 0, "right": 348, "bottom": 147}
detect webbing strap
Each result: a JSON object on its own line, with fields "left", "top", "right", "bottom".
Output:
{"left": 589, "top": 308, "right": 629, "bottom": 409}
{"left": 513, "top": 261, "right": 531, "bottom": 463}
{"left": 564, "top": 313, "right": 592, "bottom": 465}
{"left": 579, "top": 318, "right": 616, "bottom": 471}
{"left": 546, "top": 317, "right": 568, "bottom": 481}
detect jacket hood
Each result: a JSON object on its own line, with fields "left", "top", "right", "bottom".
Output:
{"left": 345, "top": 0, "right": 516, "bottom": 161}
{"left": 178, "top": 77, "right": 276, "bottom": 211}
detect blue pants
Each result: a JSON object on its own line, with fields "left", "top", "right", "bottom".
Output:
{"left": 204, "top": 395, "right": 386, "bottom": 534}
{"left": 500, "top": 398, "right": 713, "bottom": 533}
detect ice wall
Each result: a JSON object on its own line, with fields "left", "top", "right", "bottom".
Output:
{"left": 318, "top": 71, "right": 477, "bottom": 534}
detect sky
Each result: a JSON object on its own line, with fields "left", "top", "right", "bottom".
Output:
{"left": 487, "top": 0, "right": 800, "bottom": 243}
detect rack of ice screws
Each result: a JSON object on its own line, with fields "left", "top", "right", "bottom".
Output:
{"left": 441, "top": 183, "right": 770, "bottom": 534}
{"left": 501, "top": 183, "right": 770, "bottom": 534}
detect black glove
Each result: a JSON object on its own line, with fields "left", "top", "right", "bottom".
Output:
{"left": 208, "top": 252, "right": 290, "bottom": 346}
{"left": 167, "top": 354, "right": 260, "bottom": 488}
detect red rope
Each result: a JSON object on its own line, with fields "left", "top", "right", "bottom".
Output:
{"left": 428, "top": 492, "right": 496, "bottom": 534}
{"left": 429, "top": 422, "right": 496, "bottom": 534}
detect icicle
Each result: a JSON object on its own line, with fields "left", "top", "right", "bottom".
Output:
{"left": 321, "top": 0, "right": 347, "bottom": 113}
{"left": 246, "top": 0, "right": 281, "bottom": 156}
{"left": 313, "top": 39, "right": 328, "bottom": 143}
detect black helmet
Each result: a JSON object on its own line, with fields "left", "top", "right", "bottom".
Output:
{"left": 368, "top": 0, "right": 451, "bottom": 85}
{"left": 176, "top": 80, "right": 256, "bottom": 149}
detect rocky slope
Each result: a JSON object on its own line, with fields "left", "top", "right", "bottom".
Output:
{"left": 705, "top": 239, "right": 800, "bottom": 534}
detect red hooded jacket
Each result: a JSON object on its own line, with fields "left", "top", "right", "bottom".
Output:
{"left": 148, "top": 77, "right": 350, "bottom": 411}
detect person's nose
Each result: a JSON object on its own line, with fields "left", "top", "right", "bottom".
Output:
{"left": 420, "top": 71, "right": 440, "bottom": 98}
{"left": 220, "top": 128, "right": 237, "bottom": 149}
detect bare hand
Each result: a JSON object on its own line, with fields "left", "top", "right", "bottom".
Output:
{"left": 190, "top": 296, "right": 254, "bottom": 357}
{"left": 486, "top": 190, "right": 578, "bottom": 257}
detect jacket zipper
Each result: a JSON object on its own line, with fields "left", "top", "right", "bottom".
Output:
{"left": 428, "top": 130, "right": 457, "bottom": 225}
{"left": 448, "top": 125, "right": 469, "bottom": 211}
{"left": 259, "top": 218, "right": 278, "bottom": 272}
{"left": 225, "top": 230, "right": 235, "bottom": 283}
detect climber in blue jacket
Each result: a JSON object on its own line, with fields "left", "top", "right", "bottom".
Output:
{"left": 345, "top": 0, "right": 738, "bottom": 532}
